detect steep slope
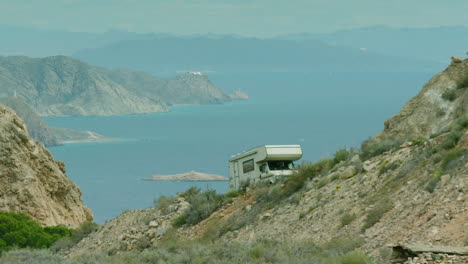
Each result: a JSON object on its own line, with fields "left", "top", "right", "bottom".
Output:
{"left": 0, "top": 96, "right": 59, "bottom": 146}
{"left": 0, "top": 104, "right": 93, "bottom": 227}
{"left": 379, "top": 57, "right": 468, "bottom": 139}
{"left": 66, "top": 57, "right": 467, "bottom": 261}
{"left": 0, "top": 56, "right": 235, "bottom": 116}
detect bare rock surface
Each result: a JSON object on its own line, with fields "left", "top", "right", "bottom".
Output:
{"left": 379, "top": 58, "right": 468, "bottom": 138}
{"left": 0, "top": 104, "right": 92, "bottom": 227}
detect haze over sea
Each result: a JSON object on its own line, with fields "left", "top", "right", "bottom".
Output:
{"left": 45, "top": 71, "right": 433, "bottom": 223}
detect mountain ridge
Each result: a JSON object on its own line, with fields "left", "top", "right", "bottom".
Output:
{"left": 0, "top": 55, "right": 236, "bottom": 116}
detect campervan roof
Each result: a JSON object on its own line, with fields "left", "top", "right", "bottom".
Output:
{"left": 229, "top": 145, "right": 302, "bottom": 162}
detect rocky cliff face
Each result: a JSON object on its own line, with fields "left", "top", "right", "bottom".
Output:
{"left": 379, "top": 57, "right": 468, "bottom": 139}
{"left": 0, "top": 104, "right": 93, "bottom": 227}
{"left": 0, "top": 56, "right": 237, "bottom": 116}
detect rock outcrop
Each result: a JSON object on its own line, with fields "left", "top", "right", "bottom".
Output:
{"left": 379, "top": 58, "right": 468, "bottom": 139}
{"left": 0, "top": 104, "right": 92, "bottom": 227}
{"left": 68, "top": 197, "right": 190, "bottom": 256}
{"left": 0, "top": 55, "right": 238, "bottom": 116}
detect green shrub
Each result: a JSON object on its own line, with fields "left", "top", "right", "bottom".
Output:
{"left": 362, "top": 199, "right": 393, "bottom": 231}
{"left": 50, "top": 221, "right": 99, "bottom": 253}
{"left": 333, "top": 148, "right": 351, "bottom": 167}
{"left": 440, "top": 148, "right": 465, "bottom": 172}
{"left": 154, "top": 195, "right": 177, "bottom": 215}
{"left": 441, "top": 89, "right": 457, "bottom": 101}
{"left": 339, "top": 250, "right": 370, "bottom": 264}
{"left": 225, "top": 190, "right": 241, "bottom": 198}
{"left": 340, "top": 213, "right": 356, "bottom": 227}
{"left": 173, "top": 188, "right": 229, "bottom": 227}
{"left": 425, "top": 174, "right": 441, "bottom": 193}
{"left": 440, "top": 130, "right": 464, "bottom": 150}
{"left": 317, "top": 178, "right": 328, "bottom": 189}
{"left": 457, "top": 76, "right": 468, "bottom": 89}
{"left": 378, "top": 161, "right": 400, "bottom": 175}
{"left": 0, "top": 212, "right": 72, "bottom": 253}
{"left": 360, "top": 136, "right": 404, "bottom": 160}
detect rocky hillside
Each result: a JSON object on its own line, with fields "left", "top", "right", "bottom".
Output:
{"left": 0, "top": 104, "right": 93, "bottom": 227}
{"left": 379, "top": 56, "right": 467, "bottom": 139}
{"left": 0, "top": 56, "right": 237, "bottom": 116}
{"left": 66, "top": 57, "right": 467, "bottom": 262}
{"left": 0, "top": 96, "right": 59, "bottom": 146}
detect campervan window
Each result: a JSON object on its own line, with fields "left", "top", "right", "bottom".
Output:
{"left": 243, "top": 159, "right": 254, "bottom": 173}
{"left": 267, "top": 161, "right": 294, "bottom": 171}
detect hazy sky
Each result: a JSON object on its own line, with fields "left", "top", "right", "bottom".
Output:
{"left": 1, "top": 0, "right": 468, "bottom": 37}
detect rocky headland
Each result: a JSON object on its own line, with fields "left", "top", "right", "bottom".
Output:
{"left": 0, "top": 96, "right": 116, "bottom": 146}
{"left": 0, "top": 55, "right": 244, "bottom": 116}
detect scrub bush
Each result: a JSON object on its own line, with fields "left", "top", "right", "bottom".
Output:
{"left": 361, "top": 199, "right": 393, "bottom": 231}
{"left": 441, "top": 89, "right": 457, "bottom": 101}
{"left": 360, "top": 136, "right": 404, "bottom": 160}
{"left": 0, "top": 212, "right": 72, "bottom": 253}
{"left": 173, "top": 188, "right": 229, "bottom": 227}
{"left": 457, "top": 75, "right": 468, "bottom": 89}
{"left": 153, "top": 195, "right": 177, "bottom": 215}
{"left": 333, "top": 148, "right": 351, "bottom": 167}
{"left": 340, "top": 213, "right": 356, "bottom": 227}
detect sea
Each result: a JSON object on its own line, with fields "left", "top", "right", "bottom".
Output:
{"left": 44, "top": 71, "right": 434, "bottom": 224}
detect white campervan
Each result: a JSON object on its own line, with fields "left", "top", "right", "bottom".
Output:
{"left": 229, "top": 145, "right": 303, "bottom": 191}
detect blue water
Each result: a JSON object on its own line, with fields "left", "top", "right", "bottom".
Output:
{"left": 45, "top": 72, "right": 433, "bottom": 223}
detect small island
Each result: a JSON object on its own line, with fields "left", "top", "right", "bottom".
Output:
{"left": 144, "top": 171, "right": 228, "bottom": 181}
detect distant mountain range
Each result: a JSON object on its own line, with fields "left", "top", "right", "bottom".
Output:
{"left": 277, "top": 26, "right": 468, "bottom": 64}
{"left": 73, "top": 34, "right": 442, "bottom": 74}
{"left": 3, "top": 25, "right": 468, "bottom": 74}
{"left": 0, "top": 55, "right": 238, "bottom": 116}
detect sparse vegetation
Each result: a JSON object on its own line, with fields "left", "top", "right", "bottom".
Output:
{"left": 172, "top": 188, "right": 229, "bottom": 227}
{"left": 153, "top": 195, "right": 177, "bottom": 215}
{"left": 360, "top": 136, "right": 404, "bottom": 160}
{"left": 441, "top": 89, "right": 457, "bottom": 101}
{"left": 440, "top": 148, "right": 465, "bottom": 172}
{"left": 362, "top": 199, "right": 393, "bottom": 231}
{"left": 50, "top": 221, "right": 99, "bottom": 253}
{"left": 378, "top": 161, "right": 400, "bottom": 175}
{"left": 333, "top": 148, "right": 351, "bottom": 167}
{"left": 425, "top": 174, "right": 442, "bottom": 193}
{"left": 0, "top": 238, "right": 370, "bottom": 264}
{"left": 440, "top": 130, "right": 464, "bottom": 150}
{"left": 340, "top": 213, "right": 357, "bottom": 227}
{"left": 457, "top": 75, "right": 468, "bottom": 89}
